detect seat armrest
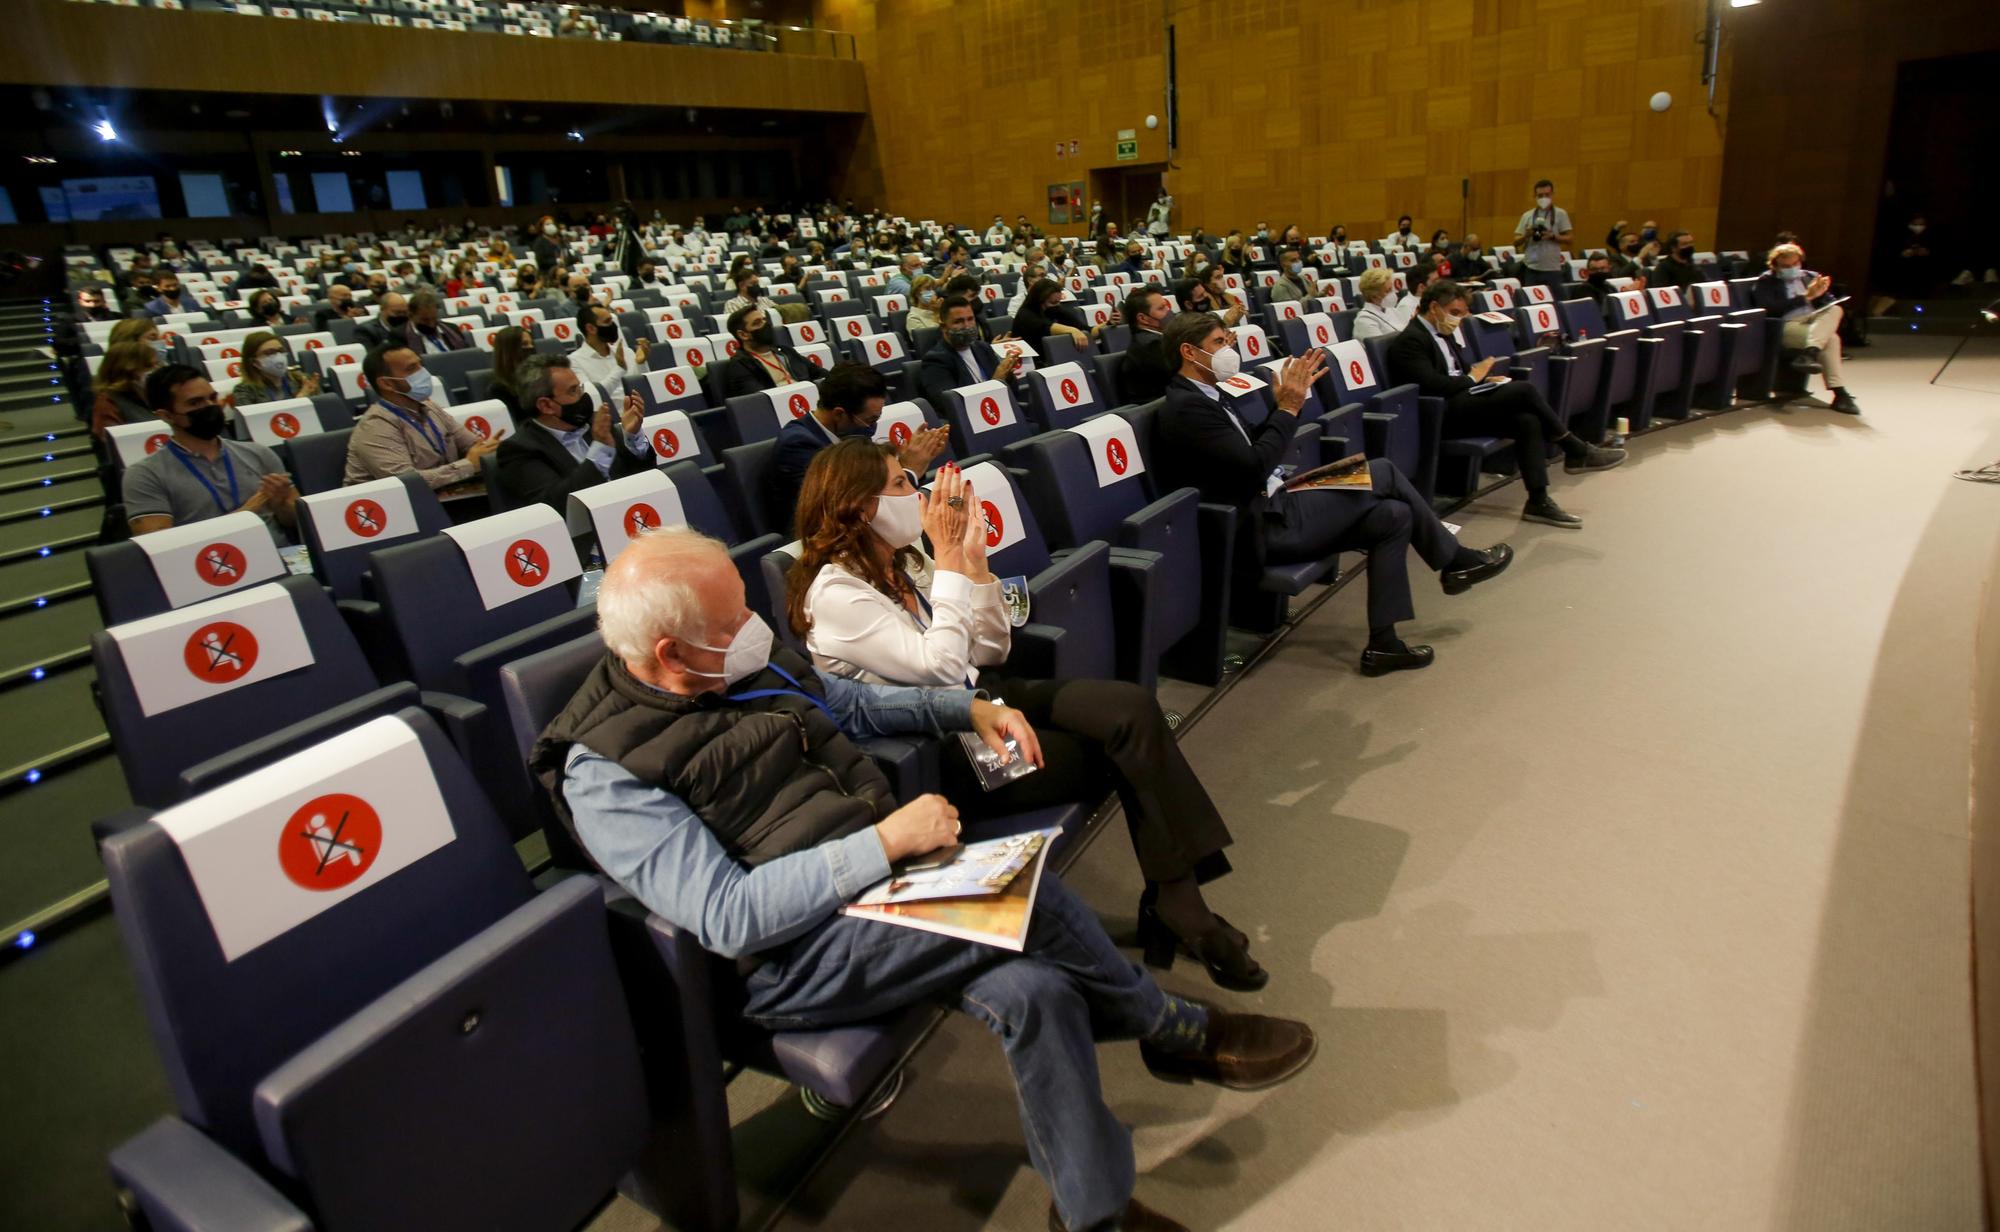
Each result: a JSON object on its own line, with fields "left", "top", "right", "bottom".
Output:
{"left": 452, "top": 607, "right": 602, "bottom": 708}
{"left": 1015, "top": 539, "right": 1113, "bottom": 680}
{"left": 856, "top": 735, "right": 942, "bottom": 801}
{"left": 178, "top": 682, "right": 423, "bottom": 798}
{"left": 416, "top": 690, "right": 489, "bottom": 761}
{"left": 109, "top": 1118, "right": 311, "bottom": 1232}
{"left": 1113, "top": 486, "right": 1198, "bottom": 557}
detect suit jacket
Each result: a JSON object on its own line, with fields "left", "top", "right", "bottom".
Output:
{"left": 914, "top": 340, "right": 1001, "bottom": 413}
{"left": 770, "top": 415, "right": 844, "bottom": 536}
{"left": 1384, "top": 316, "right": 1477, "bottom": 401}
{"left": 1119, "top": 330, "right": 1172, "bottom": 404}
{"left": 495, "top": 418, "right": 653, "bottom": 512}
{"left": 1155, "top": 374, "right": 1298, "bottom": 573}
{"left": 719, "top": 347, "right": 817, "bottom": 401}
{"left": 1748, "top": 271, "right": 1832, "bottom": 321}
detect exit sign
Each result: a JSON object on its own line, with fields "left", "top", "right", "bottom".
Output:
{"left": 1116, "top": 139, "right": 1138, "bottom": 161}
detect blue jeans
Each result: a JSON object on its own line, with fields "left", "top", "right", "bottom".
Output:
{"left": 743, "top": 874, "right": 1206, "bottom": 1230}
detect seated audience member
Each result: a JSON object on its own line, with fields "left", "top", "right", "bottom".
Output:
{"left": 343, "top": 344, "right": 502, "bottom": 488}
{"left": 90, "top": 340, "right": 159, "bottom": 440}
{"left": 568, "top": 302, "right": 649, "bottom": 406}
{"left": 1322, "top": 227, "right": 1356, "bottom": 272}
{"left": 364, "top": 272, "right": 392, "bottom": 302}
{"left": 1007, "top": 261, "right": 1048, "bottom": 316}
{"left": 1267, "top": 248, "right": 1312, "bottom": 303}
{"left": 535, "top": 525, "right": 1316, "bottom": 1232}
{"left": 235, "top": 264, "right": 279, "bottom": 293}
{"left": 886, "top": 253, "right": 925, "bottom": 298}
{"left": 74, "top": 283, "right": 119, "bottom": 328}
{"left": 1156, "top": 315, "right": 1511, "bottom": 674}
{"left": 1011, "top": 279, "right": 1105, "bottom": 349}
{"left": 1580, "top": 252, "right": 1620, "bottom": 311}
{"left": 1382, "top": 214, "right": 1420, "bottom": 253}
{"left": 1751, "top": 243, "right": 1860, "bottom": 414}
{"left": 720, "top": 303, "right": 818, "bottom": 399}
{"left": 1651, "top": 231, "right": 1703, "bottom": 291}
{"left": 770, "top": 363, "right": 948, "bottom": 533}
{"left": 244, "top": 289, "right": 288, "bottom": 330}
{"left": 232, "top": 331, "right": 322, "bottom": 405}
{"left": 443, "top": 260, "right": 479, "bottom": 299}
{"left": 1217, "top": 232, "right": 1254, "bottom": 276}
{"left": 905, "top": 275, "right": 943, "bottom": 332}
{"left": 404, "top": 290, "right": 471, "bottom": 353}
{"left": 1387, "top": 281, "right": 1624, "bottom": 530}
{"left": 142, "top": 272, "right": 195, "bottom": 319}
{"left": 556, "top": 272, "right": 598, "bottom": 318}
{"left": 125, "top": 364, "right": 297, "bottom": 543}
{"left": 914, "top": 296, "right": 1019, "bottom": 411}
{"left": 486, "top": 325, "right": 536, "bottom": 417}
{"left": 1607, "top": 231, "right": 1650, "bottom": 278}
{"left": 1351, "top": 267, "right": 1406, "bottom": 339}
{"left": 1111, "top": 240, "right": 1148, "bottom": 278}
{"left": 495, "top": 355, "right": 653, "bottom": 510}
{"left": 1117, "top": 285, "right": 1175, "bottom": 404}
{"left": 722, "top": 269, "right": 768, "bottom": 318}
{"left": 313, "top": 284, "right": 362, "bottom": 332}
{"left": 356, "top": 292, "right": 408, "bottom": 350}
{"left": 1197, "top": 264, "right": 1248, "bottom": 327}
{"left": 983, "top": 216, "right": 1012, "bottom": 247}
{"left": 793, "top": 440, "right": 1266, "bottom": 986}
{"left": 1452, "top": 235, "right": 1491, "bottom": 281}
{"left": 1512, "top": 179, "right": 1573, "bottom": 293}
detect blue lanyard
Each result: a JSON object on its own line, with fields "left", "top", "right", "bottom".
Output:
{"left": 726, "top": 662, "right": 843, "bottom": 736}
{"left": 382, "top": 400, "right": 446, "bottom": 454}
{"left": 165, "top": 441, "right": 239, "bottom": 516}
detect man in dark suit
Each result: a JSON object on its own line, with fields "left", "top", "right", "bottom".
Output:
{"left": 1117, "top": 285, "right": 1174, "bottom": 404}
{"left": 769, "top": 363, "right": 949, "bottom": 535}
{"left": 1153, "top": 312, "right": 1511, "bottom": 676}
{"left": 495, "top": 354, "right": 654, "bottom": 512}
{"left": 719, "top": 304, "right": 819, "bottom": 400}
{"left": 914, "top": 295, "right": 1019, "bottom": 411}
{"left": 1386, "top": 280, "right": 1624, "bottom": 530}
{"left": 403, "top": 289, "right": 471, "bottom": 354}
{"left": 355, "top": 292, "right": 408, "bottom": 350}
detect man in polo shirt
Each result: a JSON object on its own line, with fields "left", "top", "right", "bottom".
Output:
{"left": 342, "top": 343, "right": 502, "bottom": 488}
{"left": 768, "top": 362, "right": 948, "bottom": 534}
{"left": 125, "top": 364, "right": 298, "bottom": 544}
{"left": 1512, "top": 178, "right": 1573, "bottom": 295}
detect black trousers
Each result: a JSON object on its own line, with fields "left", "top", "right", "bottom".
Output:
{"left": 945, "top": 675, "right": 1232, "bottom": 886}
{"left": 1261, "top": 458, "right": 1460, "bottom": 629}
{"left": 1445, "top": 381, "right": 1568, "bottom": 494}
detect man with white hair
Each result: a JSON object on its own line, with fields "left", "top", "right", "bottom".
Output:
{"left": 1750, "top": 242, "right": 1860, "bottom": 414}
{"left": 532, "top": 528, "right": 1315, "bottom": 1232}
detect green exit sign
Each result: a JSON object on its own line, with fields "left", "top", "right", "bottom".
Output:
{"left": 1116, "top": 139, "right": 1139, "bottom": 161}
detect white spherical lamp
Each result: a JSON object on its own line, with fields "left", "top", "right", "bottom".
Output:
{"left": 1649, "top": 91, "right": 1673, "bottom": 112}
{"left": 1144, "top": 114, "right": 1159, "bottom": 130}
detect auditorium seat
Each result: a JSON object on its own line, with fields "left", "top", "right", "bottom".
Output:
{"left": 100, "top": 710, "right": 649, "bottom": 1232}
{"left": 940, "top": 380, "right": 1037, "bottom": 457}
{"left": 86, "top": 511, "right": 291, "bottom": 627}
{"left": 287, "top": 426, "right": 354, "bottom": 496}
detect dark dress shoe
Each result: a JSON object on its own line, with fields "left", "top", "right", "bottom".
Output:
{"left": 1048, "top": 1197, "right": 1189, "bottom": 1232}
{"left": 1790, "top": 347, "right": 1825, "bottom": 373}
{"left": 1138, "top": 903, "right": 1268, "bottom": 991}
{"left": 1831, "top": 390, "right": 1861, "bottom": 414}
{"left": 1441, "top": 542, "right": 1514, "bottom": 594}
{"left": 1522, "top": 496, "right": 1583, "bottom": 528}
{"left": 1563, "top": 444, "right": 1626, "bottom": 473}
{"left": 1141, "top": 1010, "right": 1318, "bottom": 1091}
{"left": 1359, "top": 641, "right": 1434, "bottom": 676}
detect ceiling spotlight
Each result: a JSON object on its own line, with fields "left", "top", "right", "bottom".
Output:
{"left": 1728, "top": 0, "right": 1761, "bottom": 6}
{"left": 93, "top": 119, "right": 117, "bottom": 142}
{"left": 565, "top": 129, "right": 584, "bottom": 142}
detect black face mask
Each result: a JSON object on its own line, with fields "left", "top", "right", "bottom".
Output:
{"left": 182, "top": 403, "right": 227, "bottom": 440}
{"left": 595, "top": 320, "right": 619, "bottom": 344}
{"left": 1677, "top": 247, "right": 1695, "bottom": 261}
{"left": 1587, "top": 271, "right": 1610, "bottom": 285}
{"left": 258, "top": 302, "right": 280, "bottom": 318}
{"left": 383, "top": 314, "right": 409, "bottom": 330}
{"left": 750, "top": 322, "right": 778, "bottom": 347}
{"left": 555, "top": 393, "right": 593, "bottom": 428}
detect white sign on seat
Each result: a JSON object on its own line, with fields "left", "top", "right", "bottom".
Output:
{"left": 233, "top": 397, "right": 322, "bottom": 447}
{"left": 107, "top": 582, "right": 317, "bottom": 719}
{"left": 1067, "top": 414, "right": 1144, "bottom": 488}
{"left": 300, "top": 475, "right": 420, "bottom": 554}
{"left": 106, "top": 420, "right": 174, "bottom": 469}
{"left": 873, "top": 402, "right": 930, "bottom": 451}
{"left": 642, "top": 410, "right": 699, "bottom": 462}
{"left": 440, "top": 504, "right": 581, "bottom": 610}
{"left": 1648, "top": 286, "right": 1685, "bottom": 309}
{"left": 858, "top": 333, "right": 906, "bottom": 365}
{"left": 152, "top": 715, "right": 457, "bottom": 961}
{"left": 1691, "top": 281, "right": 1732, "bottom": 311}
{"left": 762, "top": 380, "right": 819, "bottom": 431}
{"left": 131, "top": 510, "right": 286, "bottom": 608}
{"left": 1327, "top": 340, "right": 1378, "bottom": 395}
{"left": 668, "top": 338, "right": 713, "bottom": 368}
{"left": 934, "top": 461, "right": 1024, "bottom": 553}
{"left": 1301, "top": 312, "right": 1338, "bottom": 348}
{"left": 565, "top": 469, "right": 687, "bottom": 563}
{"left": 1234, "top": 324, "right": 1271, "bottom": 362}
{"left": 1032, "top": 362, "right": 1097, "bottom": 417}
{"left": 1521, "top": 302, "right": 1561, "bottom": 334}
{"left": 954, "top": 380, "right": 1016, "bottom": 435}
{"left": 445, "top": 399, "right": 512, "bottom": 442}
{"left": 783, "top": 320, "right": 824, "bottom": 347}
{"left": 643, "top": 366, "right": 701, "bottom": 407}
{"left": 1612, "top": 291, "right": 1650, "bottom": 322}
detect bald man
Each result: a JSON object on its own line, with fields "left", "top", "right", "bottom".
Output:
{"left": 531, "top": 528, "right": 1315, "bottom": 1232}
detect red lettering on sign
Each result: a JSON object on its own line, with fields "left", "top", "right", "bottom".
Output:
{"left": 195, "top": 542, "right": 248, "bottom": 587}
{"left": 979, "top": 397, "right": 1002, "bottom": 425}
{"left": 1060, "top": 377, "right": 1080, "bottom": 404}
{"left": 278, "top": 792, "right": 381, "bottom": 891}
{"left": 652, "top": 427, "right": 681, "bottom": 457}
{"left": 622, "top": 503, "right": 660, "bottom": 538}
{"left": 979, "top": 499, "right": 1005, "bottom": 548}
{"left": 183, "top": 620, "right": 259, "bottom": 684}
{"left": 220, "top": 346, "right": 241, "bottom": 358}
{"left": 1106, "top": 438, "right": 1128, "bottom": 475}
{"left": 269, "top": 412, "right": 300, "bottom": 439}
{"left": 658, "top": 372, "right": 685, "bottom": 397}
{"left": 503, "top": 539, "right": 550, "bottom": 587}
{"left": 807, "top": 352, "right": 825, "bottom": 368}
{"left": 344, "top": 498, "right": 387, "bottom": 537}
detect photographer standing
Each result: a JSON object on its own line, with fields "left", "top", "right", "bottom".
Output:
{"left": 1513, "top": 178, "right": 1573, "bottom": 295}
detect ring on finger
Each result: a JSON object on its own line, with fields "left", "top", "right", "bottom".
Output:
{"left": 946, "top": 496, "right": 965, "bottom": 508}
{"left": 953, "top": 821, "right": 962, "bottom": 835}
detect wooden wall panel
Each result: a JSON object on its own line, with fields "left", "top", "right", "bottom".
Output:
{"left": 826, "top": 0, "right": 1723, "bottom": 247}
{"left": 8, "top": 0, "right": 866, "bottom": 114}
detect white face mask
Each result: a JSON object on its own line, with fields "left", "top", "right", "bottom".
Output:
{"left": 1536, "top": 195, "right": 1552, "bottom": 209}
{"left": 684, "top": 613, "right": 774, "bottom": 687}
{"left": 1194, "top": 345, "right": 1241, "bottom": 381}
{"left": 870, "top": 491, "right": 924, "bottom": 549}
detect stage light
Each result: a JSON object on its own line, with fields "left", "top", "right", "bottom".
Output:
{"left": 1729, "top": 0, "right": 1761, "bottom": 7}
{"left": 93, "top": 119, "right": 116, "bottom": 142}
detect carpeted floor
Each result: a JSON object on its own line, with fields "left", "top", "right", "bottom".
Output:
{"left": 687, "top": 337, "right": 1990, "bottom": 1231}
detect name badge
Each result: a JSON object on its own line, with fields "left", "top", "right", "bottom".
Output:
{"left": 998, "top": 575, "right": 1031, "bottom": 628}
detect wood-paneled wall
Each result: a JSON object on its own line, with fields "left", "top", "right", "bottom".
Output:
{"left": 822, "top": 0, "right": 1725, "bottom": 248}
{"left": 7, "top": 0, "right": 866, "bottom": 114}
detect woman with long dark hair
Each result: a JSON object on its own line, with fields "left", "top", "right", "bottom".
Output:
{"left": 785, "top": 439, "right": 1266, "bottom": 990}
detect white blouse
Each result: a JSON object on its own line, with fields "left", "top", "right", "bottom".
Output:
{"left": 803, "top": 552, "right": 1011, "bottom": 687}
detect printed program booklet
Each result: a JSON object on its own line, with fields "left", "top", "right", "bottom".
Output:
{"left": 841, "top": 826, "right": 1061, "bottom": 950}
{"left": 1284, "top": 452, "right": 1372, "bottom": 493}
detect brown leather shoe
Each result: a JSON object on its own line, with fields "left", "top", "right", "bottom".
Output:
{"left": 1140, "top": 1009, "right": 1317, "bottom": 1091}
{"left": 1047, "top": 1197, "right": 1190, "bottom": 1232}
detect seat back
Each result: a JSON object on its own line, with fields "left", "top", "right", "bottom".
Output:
{"left": 664, "top": 458, "right": 747, "bottom": 543}
{"left": 495, "top": 632, "right": 606, "bottom": 858}
{"left": 298, "top": 471, "right": 451, "bottom": 601}
{"left": 287, "top": 426, "right": 354, "bottom": 495}
{"left": 367, "top": 525, "right": 580, "bottom": 695}
{"left": 942, "top": 380, "right": 1036, "bottom": 456}
{"left": 87, "top": 511, "right": 288, "bottom": 626}
{"left": 422, "top": 347, "right": 490, "bottom": 399}
{"left": 1013, "top": 427, "right": 1149, "bottom": 546}
{"left": 720, "top": 438, "right": 786, "bottom": 539}
{"left": 727, "top": 380, "right": 818, "bottom": 446}
{"left": 92, "top": 575, "right": 384, "bottom": 806}
{"left": 1023, "top": 361, "right": 1105, "bottom": 431}
{"left": 959, "top": 460, "right": 1054, "bottom": 579}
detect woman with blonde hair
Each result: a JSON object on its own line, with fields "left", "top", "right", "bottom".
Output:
{"left": 1351, "top": 266, "right": 1404, "bottom": 339}
{"left": 787, "top": 439, "right": 1265, "bottom": 991}
{"left": 231, "top": 330, "right": 321, "bottom": 405}
{"left": 904, "top": 274, "right": 942, "bottom": 332}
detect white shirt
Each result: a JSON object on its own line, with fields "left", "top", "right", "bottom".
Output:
{"left": 1381, "top": 230, "right": 1420, "bottom": 253}
{"left": 1514, "top": 205, "right": 1573, "bottom": 271}
{"left": 804, "top": 554, "right": 1010, "bottom": 687}
{"left": 1352, "top": 301, "right": 1402, "bottom": 340}
{"left": 984, "top": 225, "right": 1012, "bottom": 246}
{"left": 567, "top": 340, "right": 644, "bottom": 405}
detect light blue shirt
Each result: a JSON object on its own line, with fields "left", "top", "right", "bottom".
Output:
{"left": 549, "top": 420, "right": 647, "bottom": 476}
{"left": 561, "top": 674, "right": 979, "bottom": 958}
